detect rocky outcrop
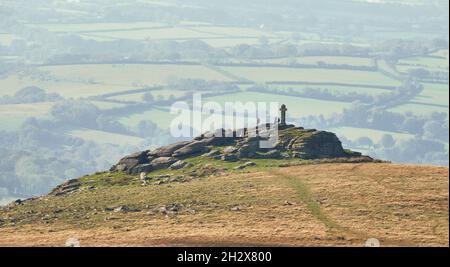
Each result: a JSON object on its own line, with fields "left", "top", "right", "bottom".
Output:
{"left": 169, "top": 160, "right": 190, "bottom": 170}
{"left": 113, "top": 150, "right": 150, "bottom": 172}
{"left": 148, "top": 141, "right": 191, "bottom": 157}
{"left": 110, "top": 124, "right": 366, "bottom": 175}
{"left": 172, "top": 141, "right": 210, "bottom": 158}
{"left": 50, "top": 179, "right": 81, "bottom": 196}
{"left": 277, "top": 128, "right": 352, "bottom": 159}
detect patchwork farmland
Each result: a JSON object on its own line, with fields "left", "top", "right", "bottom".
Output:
{"left": 0, "top": 1, "right": 448, "bottom": 199}
{"left": 1, "top": 19, "right": 448, "bottom": 147}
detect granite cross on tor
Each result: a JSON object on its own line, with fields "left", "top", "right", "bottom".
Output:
{"left": 280, "top": 104, "right": 287, "bottom": 126}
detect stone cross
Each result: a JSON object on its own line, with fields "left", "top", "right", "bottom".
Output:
{"left": 280, "top": 104, "right": 287, "bottom": 126}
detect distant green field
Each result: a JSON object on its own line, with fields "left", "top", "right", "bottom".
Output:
{"left": 221, "top": 66, "right": 400, "bottom": 86}
{"left": 204, "top": 91, "right": 351, "bottom": 118}
{"left": 178, "top": 21, "right": 212, "bottom": 26}
{"left": 189, "top": 26, "right": 278, "bottom": 38}
{"left": 397, "top": 56, "right": 449, "bottom": 74}
{"left": 0, "top": 103, "right": 53, "bottom": 131}
{"left": 79, "top": 34, "right": 119, "bottom": 42}
{"left": 411, "top": 82, "right": 449, "bottom": 107}
{"left": 202, "top": 38, "right": 280, "bottom": 48}
{"left": 0, "top": 63, "right": 231, "bottom": 98}
{"left": 26, "top": 22, "right": 166, "bottom": 32}
{"left": 63, "top": 24, "right": 279, "bottom": 43}
{"left": 108, "top": 89, "right": 187, "bottom": 102}
{"left": 38, "top": 64, "right": 232, "bottom": 87}
{"left": 84, "top": 27, "right": 221, "bottom": 41}
{"left": 259, "top": 56, "right": 374, "bottom": 67}
{"left": 24, "top": 18, "right": 297, "bottom": 47}
{"left": 430, "top": 49, "right": 449, "bottom": 59}
{"left": 118, "top": 109, "right": 249, "bottom": 134}
{"left": 119, "top": 108, "right": 175, "bottom": 130}
{"left": 0, "top": 74, "right": 134, "bottom": 98}
{"left": 389, "top": 103, "right": 449, "bottom": 115}
{"left": 397, "top": 65, "right": 449, "bottom": 74}
{"left": 67, "top": 128, "right": 144, "bottom": 146}
{"left": 138, "top": 0, "right": 205, "bottom": 9}
{"left": 268, "top": 84, "right": 391, "bottom": 96}
{"left": 296, "top": 39, "right": 371, "bottom": 48}
{"left": 371, "top": 30, "right": 444, "bottom": 40}
{"left": 388, "top": 82, "right": 449, "bottom": 116}
{"left": 137, "top": 0, "right": 180, "bottom": 8}
{"left": 398, "top": 56, "right": 449, "bottom": 70}
{"left": 329, "top": 126, "right": 415, "bottom": 143}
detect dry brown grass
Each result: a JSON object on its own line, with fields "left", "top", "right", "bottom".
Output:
{"left": 0, "top": 163, "right": 447, "bottom": 247}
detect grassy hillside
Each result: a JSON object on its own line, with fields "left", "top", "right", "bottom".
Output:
{"left": 0, "top": 161, "right": 447, "bottom": 247}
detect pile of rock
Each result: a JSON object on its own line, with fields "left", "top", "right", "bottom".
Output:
{"left": 110, "top": 124, "right": 364, "bottom": 175}
{"left": 50, "top": 179, "right": 81, "bottom": 196}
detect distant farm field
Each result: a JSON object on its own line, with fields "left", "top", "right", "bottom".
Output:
{"left": 396, "top": 65, "right": 448, "bottom": 74}
{"left": 430, "top": 49, "right": 449, "bottom": 59}
{"left": 0, "top": 74, "right": 133, "bottom": 98}
{"left": 269, "top": 84, "right": 391, "bottom": 96}
{"left": 38, "top": 64, "right": 232, "bottom": 87}
{"left": 259, "top": 56, "right": 374, "bottom": 67}
{"left": 202, "top": 38, "right": 281, "bottom": 48}
{"left": 0, "top": 103, "right": 53, "bottom": 131}
{"left": 118, "top": 108, "right": 242, "bottom": 132}
{"left": 389, "top": 82, "right": 449, "bottom": 115}
{"left": 33, "top": 22, "right": 283, "bottom": 45}
{"left": 189, "top": 26, "right": 277, "bottom": 38}
{"left": 204, "top": 92, "right": 351, "bottom": 118}
{"left": 119, "top": 108, "right": 175, "bottom": 130}
{"left": 389, "top": 103, "right": 449, "bottom": 115}
{"left": 329, "top": 126, "right": 415, "bottom": 143}
{"left": 83, "top": 27, "right": 221, "bottom": 41}
{"left": 220, "top": 66, "right": 400, "bottom": 86}
{"left": 397, "top": 56, "right": 449, "bottom": 72}
{"left": 67, "top": 128, "right": 144, "bottom": 146}
{"left": 411, "top": 82, "right": 449, "bottom": 107}
{"left": 26, "top": 22, "right": 166, "bottom": 32}
{"left": 108, "top": 89, "right": 187, "bottom": 102}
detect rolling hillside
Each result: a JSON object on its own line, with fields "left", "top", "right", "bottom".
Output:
{"left": 0, "top": 162, "right": 447, "bottom": 247}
